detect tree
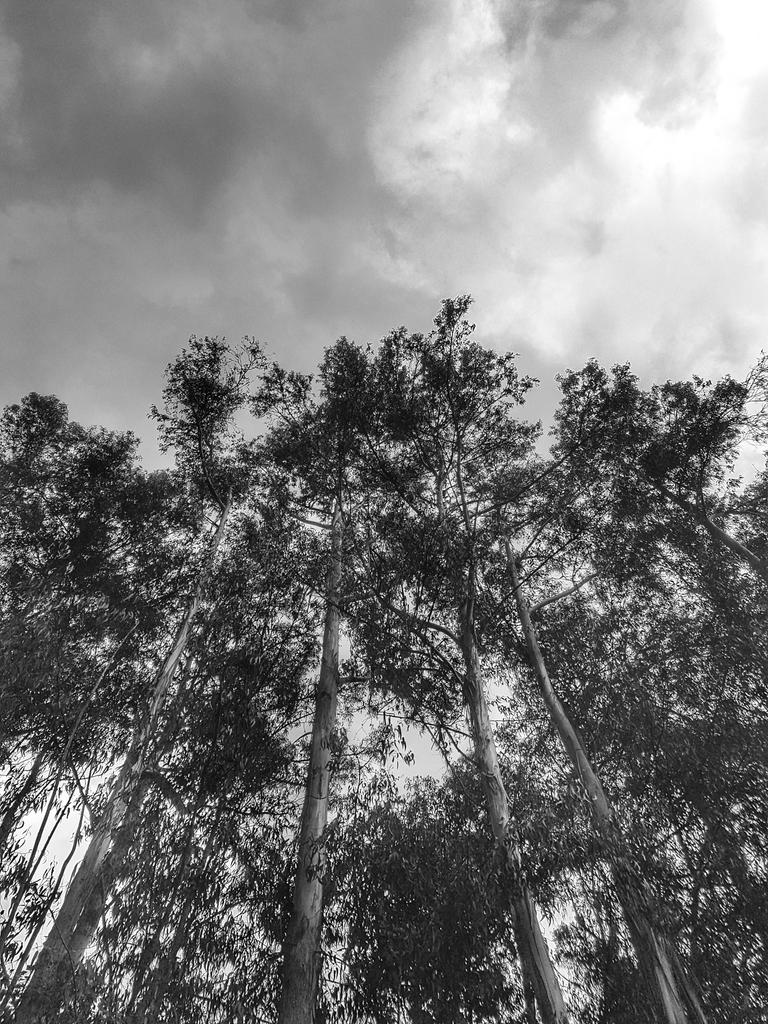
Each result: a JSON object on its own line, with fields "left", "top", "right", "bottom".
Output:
{"left": 2, "top": 303, "right": 765, "bottom": 1024}
{"left": 255, "top": 338, "right": 371, "bottom": 1024}
{"left": 0, "top": 393, "right": 178, "bottom": 1002}
{"left": 349, "top": 299, "right": 568, "bottom": 1023}
{"left": 505, "top": 547, "right": 706, "bottom": 1023}
{"left": 14, "top": 338, "right": 258, "bottom": 1021}
{"left": 96, "top": 500, "right": 317, "bottom": 1023}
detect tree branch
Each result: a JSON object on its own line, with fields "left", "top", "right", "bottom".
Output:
{"left": 529, "top": 573, "right": 598, "bottom": 616}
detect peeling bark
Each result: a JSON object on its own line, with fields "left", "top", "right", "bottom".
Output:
{"left": 277, "top": 501, "right": 343, "bottom": 1024}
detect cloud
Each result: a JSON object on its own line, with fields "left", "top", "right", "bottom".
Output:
{"left": 0, "top": 1, "right": 411, "bottom": 220}
{"left": 1, "top": 0, "right": 768, "bottom": 462}
{"left": 0, "top": 1, "right": 420, "bottom": 439}
{"left": 1, "top": 3, "right": 232, "bottom": 212}
{"left": 365, "top": 0, "right": 768, "bottom": 381}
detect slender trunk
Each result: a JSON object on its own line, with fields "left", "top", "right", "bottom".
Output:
{"left": 0, "top": 752, "right": 43, "bottom": 858}
{"left": 277, "top": 501, "right": 343, "bottom": 1024}
{"left": 15, "top": 498, "right": 231, "bottom": 1024}
{"left": 506, "top": 542, "right": 707, "bottom": 1024}
{"left": 459, "top": 599, "right": 569, "bottom": 1024}
{"left": 64, "top": 771, "right": 153, "bottom": 966}
{"left": 650, "top": 479, "right": 768, "bottom": 580}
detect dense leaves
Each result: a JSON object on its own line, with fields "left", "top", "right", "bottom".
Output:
{"left": 1, "top": 304, "right": 766, "bottom": 1023}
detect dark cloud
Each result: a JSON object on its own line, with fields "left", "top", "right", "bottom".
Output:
{"left": 538, "top": 0, "right": 631, "bottom": 40}
{"left": 0, "top": 0, "right": 413, "bottom": 225}
{"left": 0, "top": 1, "right": 254, "bottom": 216}
{"left": 0, "top": 0, "right": 421, "bottom": 451}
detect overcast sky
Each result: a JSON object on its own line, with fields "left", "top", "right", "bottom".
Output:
{"left": 2, "top": 0, "right": 767, "bottom": 463}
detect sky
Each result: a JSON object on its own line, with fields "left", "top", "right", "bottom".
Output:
{"left": 2, "top": 0, "right": 768, "bottom": 465}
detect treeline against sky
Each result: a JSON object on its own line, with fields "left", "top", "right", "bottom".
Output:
{"left": 1, "top": 298, "right": 767, "bottom": 1024}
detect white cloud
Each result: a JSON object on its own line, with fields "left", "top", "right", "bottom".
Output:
{"left": 364, "top": 0, "right": 768, "bottom": 382}
{"left": 368, "top": 0, "right": 527, "bottom": 198}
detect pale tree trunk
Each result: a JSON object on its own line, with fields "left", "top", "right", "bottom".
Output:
{"left": 277, "top": 501, "right": 343, "bottom": 1024}
{"left": 63, "top": 772, "right": 153, "bottom": 967}
{"left": 15, "top": 497, "right": 231, "bottom": 1023}
{"left": 459, "top": 600, "right": 569, "bottom": 1024}
{"left": 506, "top": 543, "right": 707, "bottom": 1024}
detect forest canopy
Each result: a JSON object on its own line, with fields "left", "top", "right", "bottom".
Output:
{"left": 0, "top": 299, "right": 766, "bottom": 1024}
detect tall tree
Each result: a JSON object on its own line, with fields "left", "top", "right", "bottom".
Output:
{"left": 496, "top": 356, "right": 768, "bottom": 1018}
{"left": 505, "top": 545, "right": 706, "bottom": 1023}
{"left": 255, "top": 338, "right": 370, "bottom": 1024}
{"left": 96, "top": 501, "right": 317, "bottom": 1023}
{"left": 14, "top": 337, "right": 258, "bottom": 1021}
{"left": 0, "top": 393, "right": 177, "bottom": 992}
{"left": 351, "top": 299, "right": 568, "bottom": 1023}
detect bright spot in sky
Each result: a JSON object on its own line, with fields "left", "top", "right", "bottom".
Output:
{"left": 710, "top": 0, "right": 768, "bottom": 78}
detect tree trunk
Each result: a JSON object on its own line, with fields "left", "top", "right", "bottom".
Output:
{"left": 0, "top": 751, "right": 43, "bottom": 858}
{"left": 459, "top": 599, "right": 569, "bottom": 1024}
{"left": 277, "top": 501, "right": 343, "bottom": 1024}
{"left": 15, "top": 498, "right": 231, "bottom": 1024}
{"left": 506, "top": 542, "right": 707, "bottom": 1024}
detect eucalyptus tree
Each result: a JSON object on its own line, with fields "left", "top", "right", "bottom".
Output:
{"left": 349, "top": 298, "right": 569, "bottom": 1023}
{"left": 513, "top": 545, "right": 768, "bottom": 1023}
{"left": 501, "top": 539, "right": 706, "bottom": 1023}
{"left": 488, "top": 440, "right": 709, "bottom": 1019}
{"left": 254, "top": 337, "right": 371, "bottom": 1024}
{"left": 0, "top": 393, "right": 167, "bottom": 826}
{"left": 0, "top": 393, "right": 177, "bottom": 991}
{"left": 493, "top": 357, "right": 768, "bottom": 1019}
{"left": 81, "top": 501, "right": 319, "bottom": 1023}
{"left": 14, "top": 337, "right": 260, "bottom": 1022}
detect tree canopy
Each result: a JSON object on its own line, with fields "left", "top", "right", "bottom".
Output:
{"left": 1, "top": 302, "right": 766, "bottom": 1024}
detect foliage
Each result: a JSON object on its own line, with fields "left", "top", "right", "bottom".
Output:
{"left": 1, "top": 312, "right": 766, "bottom": 1023}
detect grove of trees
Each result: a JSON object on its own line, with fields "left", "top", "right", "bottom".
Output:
{"left": 0, "top": 298, "right": 766, "bottom": 1023}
